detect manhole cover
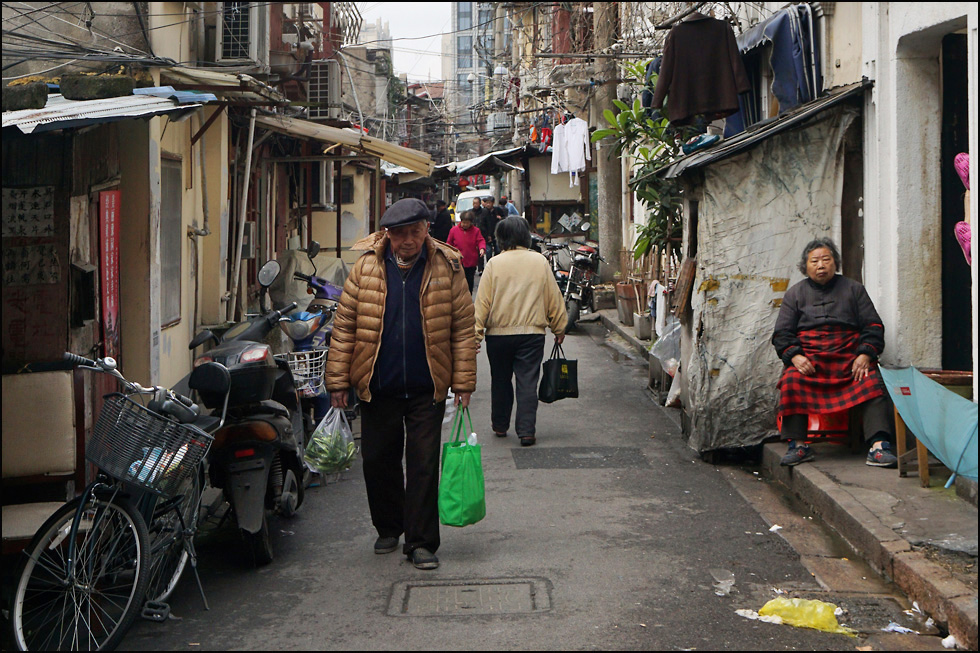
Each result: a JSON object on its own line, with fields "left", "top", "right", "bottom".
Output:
{"left": 388, "top": 577, "right": 552, "bottom": 616}
{"left": 512, "top": 446, "right": 649, "bottom": 470}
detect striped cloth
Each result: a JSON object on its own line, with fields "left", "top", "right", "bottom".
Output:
{"left": 778, "top": 326, "right": 885, "bottom": 418}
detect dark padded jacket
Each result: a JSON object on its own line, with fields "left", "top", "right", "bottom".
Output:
{"left": 772, "top": 275, "right": 885, "bottom": 366}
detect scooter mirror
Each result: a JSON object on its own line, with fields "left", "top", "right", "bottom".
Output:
{"left": 189, "top": 329, "right": 217, "bottom": 350}
{"left": 308, "top": 241, "right": 321, "bottom": 259}
{"left": 258, "top": 260, "right": 281, "bottom": 287}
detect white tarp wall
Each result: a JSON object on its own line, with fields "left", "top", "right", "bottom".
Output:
{"left": 682, "top": 107, "right": 857, "bottom": 452}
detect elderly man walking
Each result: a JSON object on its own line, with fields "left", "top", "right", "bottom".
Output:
{"left": 326, "top": 198, "right": 477, "bottom": 570}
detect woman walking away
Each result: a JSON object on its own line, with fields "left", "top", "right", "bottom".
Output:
{"left": 474, "top": 216, "right": 566, "bottom": 446}
{"left": 447, "top": 210, "right": 486, "bottom": 293}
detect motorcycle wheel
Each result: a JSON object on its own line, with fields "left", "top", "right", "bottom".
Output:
{"left": 565, "top": 298, "right": 581, "bottom": 333}
{"left": 242, "top": 513, "right": 273, "bottom": 567}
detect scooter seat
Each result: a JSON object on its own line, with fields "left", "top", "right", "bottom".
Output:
{"left": 252, "top": 400, "right": 290, "bottom": 418}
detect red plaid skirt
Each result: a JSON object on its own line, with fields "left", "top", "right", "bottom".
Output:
{"left": 778, "top": 326, "right": 884, "bottom": 417}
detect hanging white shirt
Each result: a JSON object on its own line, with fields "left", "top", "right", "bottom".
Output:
{"left": 550, "top": 122, "right": 567, "bottom": 174}
{"left": 563, "top": 117, "right": 591, "bottom": 175}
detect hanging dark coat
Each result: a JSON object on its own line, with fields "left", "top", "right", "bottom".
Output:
{"left": 650, "top": 13, "right": 751, "bottom": 126}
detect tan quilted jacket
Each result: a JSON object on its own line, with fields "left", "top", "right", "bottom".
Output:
{"left": 324, "top": 231, "right": 477, "bottom": 403}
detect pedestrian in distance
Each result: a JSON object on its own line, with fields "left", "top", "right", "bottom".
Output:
{"left": 772, "top": 237, "right": 898, "bottom": 468}
{"left": 472, "top": 196, "right": 492, "bottom": 272}
{"left": 474, "top": 216, "right": 567, "bottom": 447}
{"left": 430, "top": 199, "right": 453, "bottom": 243}
{"left": 325, "top": 198, "right": 477, "bottom": 570}
{"left": 446, "top": 210, "right": 486, "bottom": 293}
{"left": 482, "top": 196, "right": 504, "bottom": 258}
{"left": 501, "top": 196, "right": 520, "bottom": 217}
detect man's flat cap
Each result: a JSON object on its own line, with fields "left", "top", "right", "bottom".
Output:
{"left": 381, "top": 198, "right": 431, "bottom": 229}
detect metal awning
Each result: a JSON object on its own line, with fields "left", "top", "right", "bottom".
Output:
{"left": 2, "top": 92, "right": 205, "bottom": 135}
{"left": 653, "top": 79, "right": 871, "bottom": 180}
{"left": 254, "top": 113, "right": 434, "bottom": 176}
{"left": 433, "top": 146, "right": 526, "bottom": 179}
{"left": 160, "top": 67, "right": 288, "bottom": 105}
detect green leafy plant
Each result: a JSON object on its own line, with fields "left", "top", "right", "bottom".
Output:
{"left": 591, "top": 60, "right": 694, "bottom": 257}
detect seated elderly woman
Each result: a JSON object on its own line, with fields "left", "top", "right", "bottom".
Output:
{"left": 772, "top": 237, "right": 897, "bottom": 468}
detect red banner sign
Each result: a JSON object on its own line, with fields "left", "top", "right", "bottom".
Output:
{"left": 99, "top": 191, "right": 120, "bottom": 359}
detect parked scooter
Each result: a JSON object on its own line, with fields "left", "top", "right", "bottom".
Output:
{"left": 563, "top": 223, "right": 604, "bottom": 331}
{"left": 188, "top": 262, "right": 304, "bottom": 566}
{"left": 273, "top": 241, "right": 358, "bottom": 431}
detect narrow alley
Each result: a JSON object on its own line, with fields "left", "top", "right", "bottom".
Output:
{"left": 121, "top": 321, "right": 931, "bottom": 651}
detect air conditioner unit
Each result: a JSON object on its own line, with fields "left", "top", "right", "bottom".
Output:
{"left": 488, "top": 112, "right": 510, "bottom": 131}
{"left": 309, "top": 60, "right": 342, "bottom": 121}
{"left": 216, "top": 2, "right": 269, "bottom": 70}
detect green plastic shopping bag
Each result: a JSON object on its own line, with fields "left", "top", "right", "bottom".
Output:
{"left": 438, "top": 407, "right": 486, "bottom": 527}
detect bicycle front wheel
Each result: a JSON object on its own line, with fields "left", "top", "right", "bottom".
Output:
{"left": 12, "top": 494, "right": 151, "bottom": 651}
{"left": 144, "top": 467, "right": 203, "bottom": 604}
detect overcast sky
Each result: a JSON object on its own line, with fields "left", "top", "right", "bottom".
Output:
{"left": 357, "top": 2, "right": 452, "bottom": 82}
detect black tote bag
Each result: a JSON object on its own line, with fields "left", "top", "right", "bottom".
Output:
{"left": 538, "top": 342, "right": 578, "bottom": 403}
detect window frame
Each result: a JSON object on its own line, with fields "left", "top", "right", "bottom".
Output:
{"left": 159, "top": 154, "right": 183, "bottom": 328}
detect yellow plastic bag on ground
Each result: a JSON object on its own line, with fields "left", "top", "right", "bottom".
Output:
{"left": 758, "top": 597, "right": 857, "bottom": 637}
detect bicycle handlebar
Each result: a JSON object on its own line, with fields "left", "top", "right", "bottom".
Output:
{"left": 63, "top": 352, "right": 97, "bottom": 367}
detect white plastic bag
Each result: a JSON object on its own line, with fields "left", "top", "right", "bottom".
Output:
{"left": 304, "top": 407, "right": 357, "bottom": 474}
{"left": 443, "top": 391, "right": 457, "bottom": 425}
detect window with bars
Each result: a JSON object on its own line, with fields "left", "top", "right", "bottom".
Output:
{"left": 221, "top": 2, "right": 253, "bottom": 60}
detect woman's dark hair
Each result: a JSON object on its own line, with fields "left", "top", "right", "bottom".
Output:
{"left": 799, "top": 237, "right": 841, "bottom": 274}
{"left": 495, "top": 216, "right": 532, "bottom": 250}
{"left": 459, "top": 210, "right": 474, "bottom": 222}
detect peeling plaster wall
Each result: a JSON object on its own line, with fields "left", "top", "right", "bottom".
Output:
{"left": 862, "top": 3, "right": 977, "bottom": 377}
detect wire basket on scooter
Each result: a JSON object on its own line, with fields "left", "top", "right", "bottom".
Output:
{"left": 87, "top": 393, "right": 213, "bottom": 499}
{"left": 275, "top": 348, "right": 327, "bottom": 398}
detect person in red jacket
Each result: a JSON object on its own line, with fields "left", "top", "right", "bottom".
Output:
{"left": 447, "top": 210, "right": 486, "bottom": 293}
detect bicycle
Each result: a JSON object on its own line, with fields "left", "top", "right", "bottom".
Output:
{"left": 10, "top": 353, "right": 231, "bottom": 651}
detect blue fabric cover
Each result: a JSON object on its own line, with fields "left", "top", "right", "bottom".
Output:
{"left": 726, "top": 5, "right": 822, "bottom": 138}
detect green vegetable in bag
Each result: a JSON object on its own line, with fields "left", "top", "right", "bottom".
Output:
{"left": 304, "top": 407, "right": 357, "bottom": 474}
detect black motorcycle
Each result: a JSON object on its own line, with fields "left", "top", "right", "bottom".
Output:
{"left": 563, "top": 231, "right": 604, "bottom": 331}
{"left": 188, "top": 262, "right": 304, "bottom": 566}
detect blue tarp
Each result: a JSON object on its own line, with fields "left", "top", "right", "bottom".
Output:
{"left": 726, "top": 4, "right": 822, "bottom": 137}
{"left": 880, "top": 367, "right": 978, "bottom": 484}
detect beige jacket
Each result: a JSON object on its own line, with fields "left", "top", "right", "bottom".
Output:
{"left": 324, "top": 231, "right": 477, "bottom": 403}
{"left": 474, "top": 248, "right": 567, "bottom": 342}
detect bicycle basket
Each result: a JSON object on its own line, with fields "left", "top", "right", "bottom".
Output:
{"left": 274, "top": 348, "right": 327, "bottom": 398}
{"left": 87, "top": 393, "right": 213, "bottom": 499}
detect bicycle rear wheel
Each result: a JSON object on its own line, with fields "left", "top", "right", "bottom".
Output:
{"left": 12, "top": 493, "right": 150, "bottom": 651}
{"left": 143, "top": 468, "right": 203, "bottom": 604}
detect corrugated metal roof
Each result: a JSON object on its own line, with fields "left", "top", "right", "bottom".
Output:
{"left": 160, "top": 67, "right": 287, "bottom": 104}
{"left": 133, "top": 85, "right": 218, "bottom": 105}
{"left": 433, "top": 146, "right": 526, "bottom": 179}
{"left": 255, "top": 113, "right": 434, "bottom": 176}
{"left": 2, "top": 93, "right": 204, "bottom": 135}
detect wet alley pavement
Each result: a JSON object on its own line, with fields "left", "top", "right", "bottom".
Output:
{"left": 600, "top": 310, "right": 979, "bottom": 650}
{"left": 113, "top": 315, "right": 974, "bottom": 650}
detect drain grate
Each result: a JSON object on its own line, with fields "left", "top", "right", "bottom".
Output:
{"left": 388, "top": 577, "right": 552, "bottom": 616}
{"left": 512, "top": 446, "right": 649, "bottom": 470}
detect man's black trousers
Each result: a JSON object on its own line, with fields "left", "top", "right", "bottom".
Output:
{"left": 360, "top": 394, "right": 446, "bottom": 554}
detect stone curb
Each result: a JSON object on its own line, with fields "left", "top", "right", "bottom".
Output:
{"left": 762, "top": 444, "right": 978, "bottom": 650}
